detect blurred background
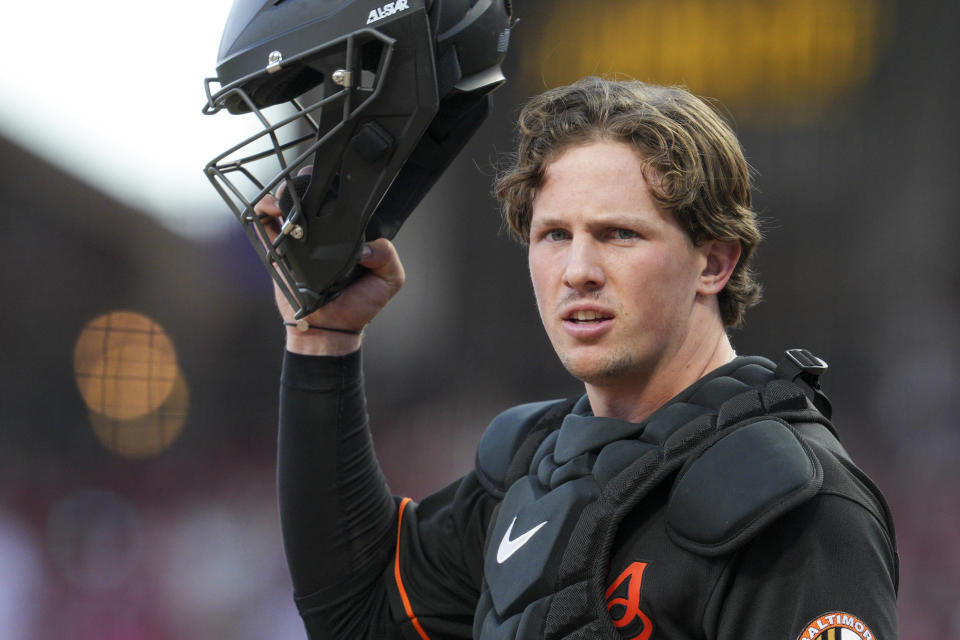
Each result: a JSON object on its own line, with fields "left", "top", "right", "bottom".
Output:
{"left": 1, "top": 0, "right": 957, "bottom": 637}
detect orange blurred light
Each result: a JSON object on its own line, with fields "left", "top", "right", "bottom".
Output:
{"left": 74, "top": 311, "right": 179, "bottom": 420}
{"left": 74, "top": 311, "right": 189, "bottom": 457}
{"left": 88, "top": 371, "right": 190, "bottom": 458}
{"left": 528, "top": 0, "right": 893, "bottom": 124}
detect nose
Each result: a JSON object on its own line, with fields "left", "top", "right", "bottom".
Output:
{"left": 562, "top": 236, "right": 605, "bottom": 291}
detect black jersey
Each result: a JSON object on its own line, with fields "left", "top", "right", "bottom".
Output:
{"left": 278, "top": 350, "right": 898, "bottom": 640}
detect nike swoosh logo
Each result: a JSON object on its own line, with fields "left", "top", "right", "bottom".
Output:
{"left": 496, "top": 516, "right": 548, "bottom": 564}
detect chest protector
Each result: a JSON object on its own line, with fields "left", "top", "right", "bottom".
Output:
{"left": 471, "top": 352, "right": 835, "bottom": 639}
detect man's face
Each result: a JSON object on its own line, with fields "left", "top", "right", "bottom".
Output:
{"left": 528, "top": 140, "right": 709, "bottom": 388}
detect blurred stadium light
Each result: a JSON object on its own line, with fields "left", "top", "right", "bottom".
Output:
{"left": 529, "top": 0, "right": 894, "bottom": 124}
{"left": 74, "top": 311, "right": 189, "bottom": 457}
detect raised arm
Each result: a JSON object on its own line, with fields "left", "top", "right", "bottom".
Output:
{"left": 256, "top": 194, "right": 411, "bottom": 637}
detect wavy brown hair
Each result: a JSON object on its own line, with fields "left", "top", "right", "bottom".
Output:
{"left": 496, "top": 77, "right": 762, "bottom": 328}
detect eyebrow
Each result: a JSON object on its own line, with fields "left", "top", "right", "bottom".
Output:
{"left": 530, "top": 213, "right": 659, "bottom": 234}
{"left": 528, "top": 215, "right": 566, "bottom": 231}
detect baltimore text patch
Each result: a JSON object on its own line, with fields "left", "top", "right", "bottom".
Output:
{"left": 797, "top": 612, "right": 876, "bottom": 640}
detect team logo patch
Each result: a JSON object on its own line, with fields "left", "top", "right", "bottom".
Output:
{"left": 605, "top": 562, "right": 653, "bottom": 640}
{"left": 797, "top": 612, "right": 876, "bottom": 640}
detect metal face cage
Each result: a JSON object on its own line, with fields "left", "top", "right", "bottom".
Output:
{"left": 202, "top": 0, "right": 510, "bottom": 319}
{"left": 203, "top": 28, "right": 398, "bottom": 318}
{"left": 202, "top": 6, "right": 442, "bottom": 318}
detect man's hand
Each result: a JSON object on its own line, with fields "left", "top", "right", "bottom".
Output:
{"left": 254, "top": 182, "right": 405, "bottom": 356}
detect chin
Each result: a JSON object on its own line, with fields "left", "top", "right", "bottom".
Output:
{"left": 559, "top": 350, "right": 639, "bottom": 386}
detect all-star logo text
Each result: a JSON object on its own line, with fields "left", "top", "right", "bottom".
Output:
{"left": 367, "top": 0, "right": 409, "bottom": 24}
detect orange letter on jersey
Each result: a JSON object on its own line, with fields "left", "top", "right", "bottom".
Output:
{"left": 605, "top": 561, "right": 653, "bottom": 640}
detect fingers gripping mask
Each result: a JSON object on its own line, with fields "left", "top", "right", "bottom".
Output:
{"left": 202, "top": 0, "right": 514, "bottom": 317}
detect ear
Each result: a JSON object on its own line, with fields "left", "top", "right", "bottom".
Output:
{"left": 696, "top": 240, "right": 741, "bottom": 296}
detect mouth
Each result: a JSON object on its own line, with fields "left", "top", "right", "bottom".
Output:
{"left": 564, "top": 309, "right": 614, "bottom": 324}
{"left": 559, "top": 307, "right": 616, "bottom": 339}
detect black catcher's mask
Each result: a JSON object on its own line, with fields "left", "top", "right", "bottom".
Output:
{"left": 203, "top": 0, "right": 513, "bottom": 318}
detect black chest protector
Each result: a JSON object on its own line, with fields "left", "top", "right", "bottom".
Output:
{"left": 471, "top": 352, "right": 836, "bottom": 639}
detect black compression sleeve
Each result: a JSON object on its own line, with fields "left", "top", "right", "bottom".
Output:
{"left": 278, "top": 349, "right": 397, "bottom": 601}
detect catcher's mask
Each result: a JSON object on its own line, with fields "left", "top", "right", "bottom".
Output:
{"left": 203, "top": 0, "right": 513, "bottom": 318}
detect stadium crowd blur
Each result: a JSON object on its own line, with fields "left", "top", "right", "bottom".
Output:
{"left": 1, "top": 0, "right": 957, "bottom": 637}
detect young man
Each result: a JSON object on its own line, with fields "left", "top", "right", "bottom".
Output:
{"left": 257, "top": 77, "right": 898, "bottom": 639}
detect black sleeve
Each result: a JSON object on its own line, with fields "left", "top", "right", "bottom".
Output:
{"left": 383, "top": 474, "right": 498, "bottom": 639}
{"left": 278, "top": 349, "right": 494, "bottom": 639}
{"left": 705, "top": 493, "right": 899, "bottom": 640}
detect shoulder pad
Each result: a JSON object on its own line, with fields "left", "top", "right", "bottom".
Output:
{"left": 475, "top": 400, "right": 567, "bottom": 497}
{"left": 666, "top": 418, "right": 823, "bottom": 556}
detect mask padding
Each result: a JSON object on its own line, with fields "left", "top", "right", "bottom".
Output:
{"left": 352, "top": 121, "right": 395, "bottom": 164}
{"left": 278, "top": 174, "right": 312, "bottom": 216}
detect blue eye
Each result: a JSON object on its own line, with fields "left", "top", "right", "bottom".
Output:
{"left": 612, "top": 228, "right": 638, "bottom": 240}
{"left": 546, "top": 229, "right": 569, "bottom": 242}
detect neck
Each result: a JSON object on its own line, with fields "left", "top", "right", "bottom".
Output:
{"left": 584, "top": 322, "right": 736, "bottom": 424}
